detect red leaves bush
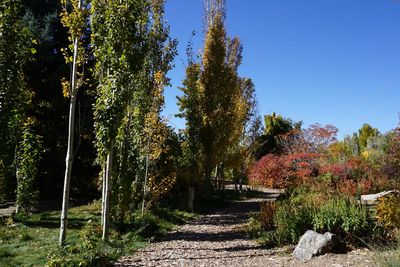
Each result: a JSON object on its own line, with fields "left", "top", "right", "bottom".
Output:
{"left": 248, "top": 152, "right": 320, "bottom": 189}
{"left": 249, "top": 123, "right": 395, "bottom": 196}
{"left": 249, "top": 153, "right": 388, "bottom": 196}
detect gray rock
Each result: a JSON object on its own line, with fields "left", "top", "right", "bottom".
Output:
{"left": 293, "top": 230, "right": 338, "bottom": 262}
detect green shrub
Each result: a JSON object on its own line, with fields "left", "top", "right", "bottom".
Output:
{"left": 248, "top": 192, "right": 373, "bottom": 246}
{"left": 128, "top": 211, "right": 172, "bottom": 239}
{"left": 246, "top": 216, "right": 264, "bottom": 239}
{"left": 273, "top": 200, "right": 314, "bottom": 245}
{"left": 47, "top": 222, "right": 117, "bottom": 267}
{"left": 0, "top": 247, "right": 13, "bottom": 258}
{"left": 312, "top": 197, "right": 370, "bottom": 238}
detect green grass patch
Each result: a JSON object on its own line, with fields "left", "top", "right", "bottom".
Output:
{"left": 0, "top": 201, "right": 195, "bottom": 267}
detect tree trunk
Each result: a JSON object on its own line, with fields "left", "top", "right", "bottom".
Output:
{"left": 101, "top": 163, "right": 106, "bottom": 227}
{"left": 59, "top": 0, "right": 81, "bottom": 247}
{"left": 218, "top": 164, "right": 225, "bottom": 191}
{"left": 204, "top": 161, "right": 212, "bottom": 199}
{"left": 141, "top": 150, "right": 150, "bottom": 214}
{"left": 188, "top": 186, "right": 195, "bottom": 211}
{"left": 59, "top": 90, "right": 77, "bottom": 246}
{"left": 102, "top": 139, "right": 113, "bottom": 241}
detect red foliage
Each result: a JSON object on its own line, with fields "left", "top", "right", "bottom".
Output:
{"left": 249, "top": 151, "right": 381, "bottom": 195}
{"left": 248, "top": 154, "right": 287, "bottom": 188}
{"left": 320, "top": 157, "right": 377, "bottom": 195}
{"left": 248, "top": 122, "right": 393, "bottom": 195}
{"left": 304, "top": 124, "right": 338, "bottom": 151}
{"left": 248, "top": 152, "right": 321, "bottom": 189}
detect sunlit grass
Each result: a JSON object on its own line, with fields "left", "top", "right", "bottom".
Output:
{"left": 0, "top": 201, "right": 195, "bottom": 266}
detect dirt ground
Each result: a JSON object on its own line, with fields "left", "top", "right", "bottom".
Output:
{"left": 115, "top": 192, "right": 374, "bottom": 267}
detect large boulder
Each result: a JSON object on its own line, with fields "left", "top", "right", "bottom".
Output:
{"left": 293, "top": 230, "right": 339, "bottom": 262}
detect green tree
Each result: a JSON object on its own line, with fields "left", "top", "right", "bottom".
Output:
{"left": 92, "top": 0, "right": 176, "bottom": 239}
{"left": 15, "top": 118, "right": 43, "bottom": 213}
{"left": 255, "top": 113, "right": 302, "bottom": 158}
{"left": 0, "top": 0, "right": 36, "bottom": 202}
{"left": 358, "top": 123, "right": 379, "bottom": 151}
{"left": 91, "top": 0, "right": 149, "bottom": 240}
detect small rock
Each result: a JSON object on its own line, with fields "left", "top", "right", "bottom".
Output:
{"left": 293, "top": 230, "right": 339, "bottom": 262}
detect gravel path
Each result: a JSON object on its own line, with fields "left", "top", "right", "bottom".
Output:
{"left": 115, "top": 193, "right": 375, "bottom": 267}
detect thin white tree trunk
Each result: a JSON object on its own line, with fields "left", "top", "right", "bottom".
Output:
{"left": 101, "top": 163, "right": 106, "bottom": 227}
{"left": 59, "top": 1, "right": 81, "bottom": 246}
{"left": 59, "top": 91, "right": 77, "bottom": 245}
{"left": 102, "top": 140, "right": 113, "bottom": 241}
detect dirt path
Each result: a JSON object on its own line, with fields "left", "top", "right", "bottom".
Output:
{"left": 115, "top": 193, "right": 375, "bottom": 267}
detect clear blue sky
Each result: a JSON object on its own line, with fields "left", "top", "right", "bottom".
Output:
{"left": 163, "top": 0, "right": 400, "bottom": 138}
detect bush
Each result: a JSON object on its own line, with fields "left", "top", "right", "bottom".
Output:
{"left": 273, "top": 199, "right": 314, "bottom": 245}
{"left": 248, "top": 192, "right": 372, "bottom": 246}
{"left": 130, "top": 211, "right": 171, "bottom": 239}
{"left": 47, "top": 222, "right": 117, "bottom": 267}
{"left": 246, "top": 216, "right": 264, "bottom": 239}
{"left": 376, "top": 194, "right": 400, "bottom": 230}
{"left": 259, "top": 201, "right": 276, "bottom": 231}
{"left": 312, "top": 197, "right": 370, "bottom": 239}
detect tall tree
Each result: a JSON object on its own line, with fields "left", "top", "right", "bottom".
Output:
{"left": 0, "top": 0, "right": 35, "bottom": 202}
{"left": 58, "top": 0, "right": 89, "bottom": 246}
{"left": 92, "top": 0, "right": 177, "bottom": 233}
{"left": 91, "top": 0, "right": 151, "bottom": 240}
{"left": 178, "top": 0, "right": 253, "bottom": 198}
{"left": 23, "top": 0, "right": 98, "bottom": 202}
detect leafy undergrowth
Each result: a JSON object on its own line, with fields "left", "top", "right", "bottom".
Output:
{"left": 246, "top": 187, "right": 383, "bottom": 249}
{"left": 0, "top": 201, "right": 196, "bottom": 266}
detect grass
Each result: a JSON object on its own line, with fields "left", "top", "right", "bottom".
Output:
{"left": 0, "top": 201, "right": 196, "bottom": 267}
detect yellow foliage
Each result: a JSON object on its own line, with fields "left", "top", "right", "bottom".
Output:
{"left": 146, "top": 173, "right": 176, "bottom": 209}
{"left": 61, "top": 77, "right": 71, "bottom": 98}
{"left": 376, "top": 193, "right": 400, "bottom": 229}
{"left": 362, "top": 150, "right": 370, "bottom": 159}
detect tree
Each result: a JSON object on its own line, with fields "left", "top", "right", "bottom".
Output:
{"left": 15, "top": 118, "right": 43, "bottom": 213}
{"left": 91, "top": 0, "right": 148, "bottom": 240}
{"left": 0, "top": 0, "right": 37, "bottom": 203}
{"left": 58, "top": 0, "right": 89, "bottom": 245}
{"left": 255, "top": 113, "right": 302, "bottom": 158}
{"left": 382, "top": 127, "right": 400, "bottom": 186}
{"left": 92, "top": 0, "right": 176, "bottom": 239}
{"left": 222, "top": 78, "right": 260, "bottom": 191}
{"left": 178, "top": 0, "right": 251, "bottom": 198}
{"left": 358, "top": 123, "right": 379, "bottom": 151}
{"left": 304, "top": 124, "right": 338, "bottom": 153}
